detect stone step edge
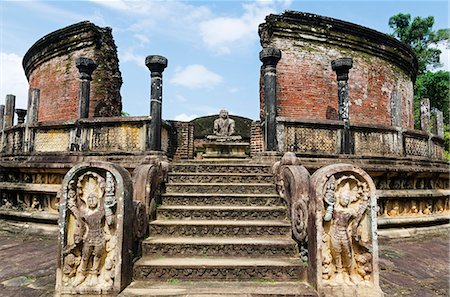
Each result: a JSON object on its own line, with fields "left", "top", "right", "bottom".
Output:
{"left": 119, "top": 281, "right": 317, "bottom": 297}
{"left": 157, "top": 205, "right": 286, "bottom": 210}
{"left": 169, "top": 172, "right": 273, "bottom": 177}
{"left": 161, "top": 193, "right": 281, "bottom": 197}
{"left": 142, "top": 237, "right": 296, "bottom": 245}
{"left": 149, "top": 220, "right": 291, "bottom": 226}
{"left": 135, "top": 256, "right": 304, "bottom": 267}
{"left": 166, "top": 182, "right": 275, "bottom": 186}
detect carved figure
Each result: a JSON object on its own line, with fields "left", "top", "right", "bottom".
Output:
{"left": 62, "top": 171, "right": 117, "bottom": 290}
{"left": 213, "top": 109, "right": 235, "bottom": 137}
{"left": 73, "top": 192, "right": 107, "bottom": 285}
{"left": 323, "top": 177, "right": 370, "bottom": 283}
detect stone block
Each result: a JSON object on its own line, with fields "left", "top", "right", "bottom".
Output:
{"left": 56, "top": 162, "right": 133, "bottom": 295}
{"left": 308, "top": 164, "right": 383, "bottom": 296}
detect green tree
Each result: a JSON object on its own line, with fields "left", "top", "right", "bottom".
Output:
{"left": 389, "top": 13, "right": 449, "bottom": 160}
{"left": 389, "top": 13, "right": 449, "bottom": 74}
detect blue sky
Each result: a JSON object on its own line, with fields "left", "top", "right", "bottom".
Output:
{"left": 0, "top": 0, "right": 448, "bottom": 121}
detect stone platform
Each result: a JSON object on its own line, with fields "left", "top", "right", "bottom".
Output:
{"left": 0, "top": 222, "right": 448, "bottom": 296}
{"left": 203, "top": 141, "right": 249, "bottom": 158}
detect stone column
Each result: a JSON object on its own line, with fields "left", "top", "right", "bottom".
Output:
{"left": 4, "top": 95, "right": 16, "bottom": 129}
{"left": 76, "top": 57, "right": 97, "bottom": 119}
{"left": 331, "top": 58, "right": 353, "bottom": 154}
{"left": 0, "top": 105, "right": 4, "bottom": 131}
{"left": 145, "top": 55, "right": 168, "bottom": 151}
{"left": 420, "top": 98, "right": 430, "bottom": 132}
{"left": 432, "top": 109, "right": 444, "bottom": 137}
{"left": 27, "top": 88, "right": 40, "bottom": 124}
{"left": 259, "top": 48, "right": 281, "bottom": 151}
{"left": 15, "top": 109, "right": 27, "bottom": 124}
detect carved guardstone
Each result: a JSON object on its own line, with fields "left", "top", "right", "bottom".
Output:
{"left": 56, "top": 162, "right": 133, "bottom": 295}
{"left": 308, "top": 164, "right": 383, "bottom": 297}
{"left": 204, "top": 109, "right": 249, "bottom": 158}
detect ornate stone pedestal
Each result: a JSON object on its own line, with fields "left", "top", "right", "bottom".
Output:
{"left": 203, "top": 140, "right": 249, "bottom": 158}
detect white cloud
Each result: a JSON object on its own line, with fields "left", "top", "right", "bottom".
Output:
{"left": 435, "top": 42, "right": 449, "bottom": 71}
{"left": 173, "top": 113, "right": 198, "bottom": 121}
{"left": 170, "top": 64, "right": 223, "bottom": 89}
{"left": 199, "top": 3, "right": 276, "bottom": 55}
{"left": 0, "top": 53, "right": 29, "bottom": 109}
{"left": 121, "top": 47, "right": 146, "bottom": 68}
{"left": 133, "top": 34, "right": 150, "bottom": 46}
{"left": 228, "top": 87, "right": 239, "bottom": 94}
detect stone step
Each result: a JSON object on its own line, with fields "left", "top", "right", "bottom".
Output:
{"left": 166, "top": 183, "right": 277, "bottom": 195}
{"left": 171, "top": 163, "right": 272, "bottom": 174}
{"left": 149, "top": 220, "right": 291, "bottom": 238}
{"left": 157, "top": 205, "right": 288, "bottom": 221}
{"left": 119, "top": 280, "right": 318, "bottom": 297}
{"left": 133, "top": 257, "right": 305, "bottom": 281}
{"left": 161, "top": 193, "right": 285, "bottom": 207}
{"left": 142, "top": 237, "right": 299, "bottom": 258}
{"left": 168, "top": 172, "right": 274, "bottom": 184}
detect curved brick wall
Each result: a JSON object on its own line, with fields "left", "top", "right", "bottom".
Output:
{"left": 259, "top": 11, "right": 418, "bottom": 129}
{"left": 23, "top": 21, "right": 122, "bottom": 122}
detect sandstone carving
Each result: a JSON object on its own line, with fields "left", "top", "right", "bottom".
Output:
{"left": 309, "top": 164, "right": 383, "bottom": 297}
{"left": 273, "top": 152, "right": 310, "bottom": 260}
{"left": 209, "top": 109, "right": 238, "bottom": 139}
{"left": 56, "top": 162, "right": 133, "bottom": 295}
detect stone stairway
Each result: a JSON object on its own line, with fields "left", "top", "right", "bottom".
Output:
{"left": 121, "top": 161, "right": 315, "bottom": 296}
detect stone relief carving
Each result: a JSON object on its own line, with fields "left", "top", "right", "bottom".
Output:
{"left": 273, "top": 152, "right": 310, "bottom": 261}
{"left": 56, "top": 162, "right": 133, "bottom": 295}
{"left": 322, "top": 175, "right": 371, "bottom": 284}
{"left": 309, "top": 164, "right": 382, "bottom": 297}
{"left": 62, "top": 171, "right": 116, "bottom": 290}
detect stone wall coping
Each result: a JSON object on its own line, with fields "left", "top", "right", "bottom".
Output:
{"left": 276, "top": 116, "right": 445, "bottom": 141}
{"left": 259, "top": 11, "right": 418, "bottom": 80}
{"left": 22, "top": 21, "right": 105, "bottom": 79}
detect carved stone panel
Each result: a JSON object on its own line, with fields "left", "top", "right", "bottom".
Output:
{"left": 34, "top": 129, "right": 70, "bottom": 152}
{"left": 56, "top": 162, "right": 133, "bottom": 295}
{"left": 309, "top": 164, "right": 383, "bottom": 297}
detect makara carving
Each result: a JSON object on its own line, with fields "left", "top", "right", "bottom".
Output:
{"left": 273, "top": 152, "right": 310, "bottom": 261}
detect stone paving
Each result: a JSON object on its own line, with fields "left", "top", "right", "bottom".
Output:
{"left": 0, "top": 222, "right": 448, "bottom": 297}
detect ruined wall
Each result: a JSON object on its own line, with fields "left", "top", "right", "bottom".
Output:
{"left": 259, "top": 11, "right": 418, "bottom": 129}
{"left": 22, "top": 21, "right": 122, "bottom": 122}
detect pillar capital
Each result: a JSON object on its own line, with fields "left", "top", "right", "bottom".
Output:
{"left": 15, "top": 109, "right": 27, "bottom": 124}
{"left": 331, "top": 58, "right": 353, "bottom": 81}
{"left": 145, "top": 55, "right": 168, "bottom": 75}
{"left": 75, "top": 57, "right": 97, "bottom": 81}
{"left": 259, "top": 48, "right": 281, "bottom": 67}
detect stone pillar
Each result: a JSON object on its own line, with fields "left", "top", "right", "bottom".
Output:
{"left": 331, "top": 58, "right": 353, "bottom": 154}
{"left": 145, "top": 55, "right": 168, "bottom": 151}
{"left": 27, "top": 88, "right": 40, "bottom": 124}
{"left": 259, "top": 48, "right": 281, "bottom": 151}
{"left": 4, "top": 94, "right": 16, "bottom": 129}
{"left": 390, "top": 89, "right": 402, "bottom": 127}
{"left": 15, "top": 109, "right": 27, "bottom": 124}
{"left": 432, "top": 109, "right": 444, "bottom": 137}
{"left": 76, "top": 57, "right": 97, "bottom": 119}
{"left": 420, "top": 98, "right": 430, "bottom": 132}
{"left": 0, "top": 105, "right": 4, "bottom": 131}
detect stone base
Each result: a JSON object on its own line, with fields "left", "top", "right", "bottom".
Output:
{"left": 203, "top": 141, "right": 249, "bottom": 158}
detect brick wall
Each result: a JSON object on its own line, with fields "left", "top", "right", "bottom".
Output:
{"left": 23, "top": 21, "right": 122, "bottom": 123}
{"left": 250, "top": 121, "right": 264, "bottom": 156}
{"left": 259, "top": 11, "right": 417, "bottom": 130}
{"left": 168, "top": 121, "right": 194, "bottom": 160}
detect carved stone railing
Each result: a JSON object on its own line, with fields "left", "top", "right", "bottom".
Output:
{"left": 0, "top": 116, "right": 172, "bottom": 155}
{"left": 277, "top": 117, "right": 446, "bottom": 160}
{"left": 274, "top": 153, "right": 383, "bottom": 296}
